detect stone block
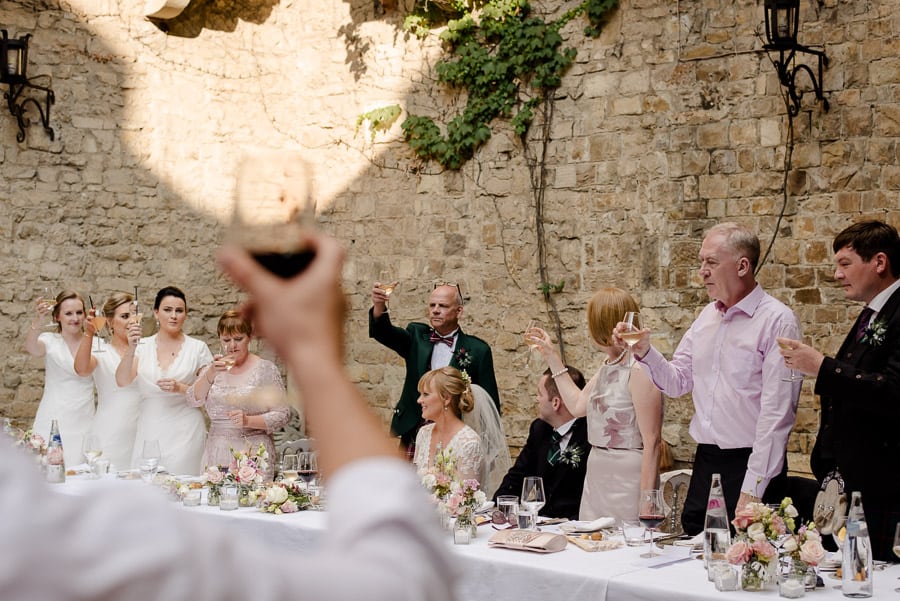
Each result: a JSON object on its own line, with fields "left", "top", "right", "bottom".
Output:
{"left": 697, "top": 122, "right": 728, "bottom": 148}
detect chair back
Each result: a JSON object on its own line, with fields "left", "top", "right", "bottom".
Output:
{"left": 659, "top": 469, "right": 692, "bottom": 535}
{"left": 280, "top": 438, "right": 313, "bottom": 460}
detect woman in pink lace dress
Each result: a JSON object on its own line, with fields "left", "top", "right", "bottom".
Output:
{"left": 186, "top": 311, "right": 290, "bottom": 480}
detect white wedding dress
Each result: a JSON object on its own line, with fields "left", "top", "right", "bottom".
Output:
{"left": 90, "top": 339, "right": 141, "bottom": 471}
{"left": 130, "top": 334, "right": 212, "bottom": 475}
{"left": 32, "top": 333, "right": 96, "bottom": 467}
{"left": 413, "top": 423, "right": 483, "bottom": 482}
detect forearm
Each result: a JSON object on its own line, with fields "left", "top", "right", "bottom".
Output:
{"left": 73, "top": 332, "right": 96, "bottom": 376}
{"left": 544, "top": 351, "right": 588, "bottom": 416}
{"left": 185, "top": 367, "right": 214, "bottom": 407}
{"left": 23, "top": 320, "right": 44, "bottom": 357}
{"left": 115, "top": 351, "right": 137, "bottom": 387}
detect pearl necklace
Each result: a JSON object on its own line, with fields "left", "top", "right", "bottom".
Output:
{"left": 604, "top": 348, "right": 628, "bottom": 366}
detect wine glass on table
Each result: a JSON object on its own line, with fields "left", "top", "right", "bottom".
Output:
{"left": 893, "top": 523, "right": 900, "bottom": 592}
{"left": 140, "top": 439, "right": 161, "bottom": 483}
{"left": 281, "top": 454, "right": 299, "bottom": 487}
{"left": 620, "top": 311, "right": 644, "bottom": 352}
{"left": 639, "top": 489, "right": 665, "bottom": 558}
{"left": 82, "top": 434, "right": 103, "bottom": 478}
{"left": 229, "top": 148, "right": 316, "bottom": 279}
{"left": 521, "top": 476, "right": 546, "bottom": 530}
{"left": 298, "top": 451, "right": 318, "bottom": 489}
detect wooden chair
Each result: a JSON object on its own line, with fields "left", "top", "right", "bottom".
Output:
{"left": 280, "top": 438, "right": 314, "bottom": 461}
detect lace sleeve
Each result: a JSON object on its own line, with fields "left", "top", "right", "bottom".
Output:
{"left": 255, "top": 360, "right": 291, "bottom": 433}
{"left": 413, "top": 425, "right": 432, "bottom": 474}
{"left": 450, "top": 427, "right": 483, "bottom": 483}
{"left": 184, "top": 366, "right": 211, "bottom": 408}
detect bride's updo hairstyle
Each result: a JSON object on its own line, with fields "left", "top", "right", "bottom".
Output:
{"left": 418, "top": 366, "right": 474, "bottom": 419}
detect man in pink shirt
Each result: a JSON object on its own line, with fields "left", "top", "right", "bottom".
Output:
{"left": 620, "top": 222, "right": 801, "bottom": 534}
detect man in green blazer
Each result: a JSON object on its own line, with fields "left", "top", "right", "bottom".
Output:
{"left": 369, "top": 283, "right": 500, "bottom": 454}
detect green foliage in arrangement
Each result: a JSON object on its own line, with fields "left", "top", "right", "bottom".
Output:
{"left": 401, "top": 0, "right": 618, "bottom": 169}
{"left": 356, "top": 105, "right": 403, "bottom": 141}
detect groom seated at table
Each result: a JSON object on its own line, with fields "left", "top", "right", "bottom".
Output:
{"left": 493, "top": 366, "right": 588, "bottom": 520}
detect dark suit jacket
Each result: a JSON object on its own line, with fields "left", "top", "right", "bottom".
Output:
{"left": 493, "top": 418, "right": 588, "bottom": 520}
{"left": 369, "top": 309, "right": 500, "bottom": 439}
{"left": 811, "top": 284, "right": 900, "bottom": 561}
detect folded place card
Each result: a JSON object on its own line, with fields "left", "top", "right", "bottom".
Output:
{"left": 488, "top": 530, "right": 568, "bottom": 553}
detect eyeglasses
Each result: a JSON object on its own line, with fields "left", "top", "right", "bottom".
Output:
{"left": 433, "top": 281, "right": 464, "bottom": 304}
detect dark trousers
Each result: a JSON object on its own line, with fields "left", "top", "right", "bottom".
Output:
{"left": 681, "top": 444, "right": 789, "bottom": 535}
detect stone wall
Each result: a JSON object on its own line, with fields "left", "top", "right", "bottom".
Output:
{"left": 1, "top": 0, "right": 898, "bottom": 476}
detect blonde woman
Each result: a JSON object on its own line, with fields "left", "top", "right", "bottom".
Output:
{"left": 24, "top": 290, "right": 95, "bottom": 466}
{"left": 74, "top": 293, "right": 141, "bottom": 470}
{"left": 530, "top": 287, "right": 662, "bottom": 523}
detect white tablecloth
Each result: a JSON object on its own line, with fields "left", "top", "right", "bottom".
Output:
{"left": 56, "top": 476, "right": 900, "bottom": 601}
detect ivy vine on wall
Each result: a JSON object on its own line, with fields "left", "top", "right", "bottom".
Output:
{"left": 399, "top": 0, "right": 619, "bottom": 170}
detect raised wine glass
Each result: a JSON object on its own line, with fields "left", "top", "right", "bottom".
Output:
{"left": 621, "top": 311, "right": 643, "bottom": 351}
{"left": 893, "top": 523, "right": 900, "bottom": 592}
{"left": 523, "top": 320, "right": 544, "bottom": 368}
{"left": 776, "top": 327, "right": 805, "bottom": 382}
{"left": 38, "top": 286, "right": 56, "bottom": 328}
{"left": 377, "top": 270, "right": 399, "bottom": 308}
{"left": 230, "top": 148, "right": 316, "bottom": 279}
{"left": 521, "top": 476, "right": 546, "bottom": 530}
{"left": 639, "top": 488, "right": 665, "bottom": 558}
{"left": 81, "top": 434, "right": 103, "bottom": 478}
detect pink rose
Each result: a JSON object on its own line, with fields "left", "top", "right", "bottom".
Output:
{"left": 772, "top": 515, "right": 787, "bottom": 536}
{"left": 751, "top": 540, "right": 777, "bottom": 562}
{"left": 237, "top": 465, "right": 257, "bottom": 483}
{"left": 446, "top": 494, "right": 461, "bottom": 514}
{"left": 726, "top": 540, "right": 752, "bottom": 565}
{"left": 280, "top": 499, "right": 299, "bottom": 513}
{"left": 29, "top": 434, "right": 45, "bottom": 451}
{"left": 205, "top": 466, "right": 224, "bottom": 484}
{"left": 799, "top": 539, "right": 826, "bottom": 565}
{"left": 732, "top": 507, "right": 756, "bottom": 530}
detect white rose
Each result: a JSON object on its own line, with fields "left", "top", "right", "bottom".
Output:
{"left": 266, "top": 486, "right": 289, "bottom": 504}
{"left": 747, "top": 522, "right": 766, "bottom": 542}
{"left": 782, "top": 537, "right": 798, "bottom": 553}
{"left": 474, "top": 490, "right": 487, "bottom": 506}
{"left": 784, "top": 505, "right": 799, "bottom": 518}
{"left": 421, "top": 473, "right": 437, "bottom": 489}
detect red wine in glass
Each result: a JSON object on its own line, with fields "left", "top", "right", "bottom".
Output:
{"left": 639, "top": 514, "right": 665, "bottom": 529}
{"left": 298, "top": 470, "right": 317, "bottom": 485}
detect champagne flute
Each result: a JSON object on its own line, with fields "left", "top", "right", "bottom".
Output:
{"left": 523, "top": 320, "right": 543, "bottom": 367}
{"left": 639, "top": 489, "right": 665, "bottom": 558}
{"left": 131, "top": 292, "right": 146, "bottom": 346}
{"left": 230, "top": 148, "right": 316, "bottom": 279}
{"left": 521, "top": 476, "right": 546, "bottom": 530}
{"left": 298, "top": 451, "right": 318, "bottom": 488}
{"left": 82, "top": 434, "right": 103, "bottom": 478}
{"left": 220, "top": 343, "right": 236, "bottom": 372}
{"left": 281, "top": 454, "right": 299, "bottom": 486}
{"left": 377, "top": 270, "right": 399, "bottom": 308}
{"left": 620, "top": 311, "right": 644, "bottom": 350}
{"left": 90, "top": 298, "right": 107, "bottom": 353}
{"left": 777, "top": 338, "right": 805, "bottom": 382}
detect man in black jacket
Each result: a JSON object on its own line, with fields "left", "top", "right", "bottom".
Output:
{"left": 493, "top": 366, "right": 588, "bottom": 519}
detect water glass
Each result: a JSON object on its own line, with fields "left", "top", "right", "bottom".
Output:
{"left": 621, "top": 520, "right": 646, "bottom": 546}
{"left": 220, "top": 485, "right": 240, "bottom": 510}
{"left": 712, "top": 562, "right": 740, "bottom": 592}
{"left": 517, "top": 511, "right": 537, "bottom": 530}
{"left": 496, "top": 495, "right": 518, "bottom": 527}
{"left": 779, "top": 573, "right": 806, "bottom": 598}
{"left": 182, "top": 489, "right": 202, "bottom": 507}
{"left": 92, "top": 458, "right": 110, "bottom": 477}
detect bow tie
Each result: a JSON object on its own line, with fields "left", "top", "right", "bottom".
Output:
{"left": 429, "top": 330, "right": 455, "bottom": 347}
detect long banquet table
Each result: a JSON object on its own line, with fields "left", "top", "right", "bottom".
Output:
{"left": 57, "top": 475, "right": 900, "bottom": 601}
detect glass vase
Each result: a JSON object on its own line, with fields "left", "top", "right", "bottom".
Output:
{"left": 207, "top": 486, "right": 220, "bottom": 506}
{"left": 791, "top": 559, "right": 817, "bottom": 591}
{"left": 456, "top": 507, "right": 477, "bottom": 539}
{"left": 742, "top": 560, "right": 774, "bottom": 591}
{"left": 239, "top": 484, "right": 252, "bottom": 507}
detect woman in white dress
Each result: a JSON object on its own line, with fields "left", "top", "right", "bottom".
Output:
{"left": 24, "top": 290, "right": 95, "bottom": 466}
{"left": 74, "top": 293, "right": 141, "bottom": 470}
{"left": 531, "top": 287, "right": 662, "bottom": 524}
{"left": 413, "top": 367, "right": 483, "bottom": 482}
{"left": 186, "top": 310, "right": 290, "bottom": 480}
{"left": 117, "top": 287, "right": 212, "bottom": 475}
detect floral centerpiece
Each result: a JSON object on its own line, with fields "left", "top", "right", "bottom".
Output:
{"left": 258, "top": 482, "right": 311, "bottom": 514}
{"left": 782, "top": 521, "right": 827, "bottom": 588}
{"left": 420, "top": 446, "right": 486, "bottom": 535}
{"left": 726, "top": 498, "right": 796, "bottom": 590}
{"left": 204, "top": 443, "right": 269, "bottom": 506}
{"left": 6, "top": 426, "right": 47, "bottom": 470}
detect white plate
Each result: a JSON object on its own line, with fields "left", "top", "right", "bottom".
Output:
{"left": 476, "top": 501, "right": 495, "bottom": 514}
{"left": 559, "top": 517, "right": 616, "bottom": 533}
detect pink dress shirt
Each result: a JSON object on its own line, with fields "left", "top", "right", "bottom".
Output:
{"left": 639, "top": 284, "right": 801, "bottom": 496}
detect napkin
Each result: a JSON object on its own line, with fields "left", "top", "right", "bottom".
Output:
{"left": 673, "top": 532, "right": 704, "bottom": 550}
{"left": 559, "top": 517, "right": 615, "bottom": 533}
{"left": 489, "top": 530, "right": 568, "bottom": 553}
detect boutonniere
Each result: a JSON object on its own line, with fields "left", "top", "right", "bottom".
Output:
{"left": 861, "top": 318, "right": 888, "bottom": 346}
{"left": 558, "top": 444, "right": 584, "bottom": 468}
{"left": 454, "top": 346, "right": 473, "bottom": 370}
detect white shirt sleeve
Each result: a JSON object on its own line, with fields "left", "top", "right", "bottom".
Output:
{"left": 0, "top": 439, "right": 458, "bottom": 601}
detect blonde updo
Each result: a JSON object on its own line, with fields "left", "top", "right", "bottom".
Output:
{"left": 418, "top": 366, "right": 474, "bottom": 418}
{"left": 102, "top": 292, "right": 134, "bottom": 336}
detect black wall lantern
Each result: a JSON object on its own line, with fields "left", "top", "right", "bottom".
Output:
{"left": 763, "top": 0, "right": 828, "bottom": 116}
{"left": 1, "top": 30, "right": 55, "bottom": 142}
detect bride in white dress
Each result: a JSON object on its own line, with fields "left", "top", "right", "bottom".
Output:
{"left": 413, "top": 367, "right": 510, "bottom": 497}
{"left": 117, "top": 287, "right": 212, "bottom": 475}
{"left": 24, "top": 290, "right": 95, "bottom": 467}
{"left": 74, "top": 293, "right": 141, "bottom": 471}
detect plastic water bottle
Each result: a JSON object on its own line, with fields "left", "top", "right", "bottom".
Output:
{"left": 842, "top": 491, "right": 873, "bottom": 598}
{"left": 704, "top": 473, "right": 731, "bottom": 580}
{"left": 46, "top": 419, "right": 66, "bottom": 483}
